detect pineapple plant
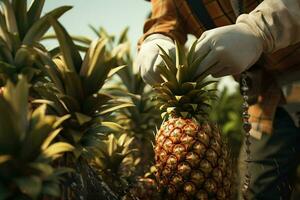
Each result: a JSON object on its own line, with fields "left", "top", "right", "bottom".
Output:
{"left": 0, "top": 76, "right": 73, "bottom": 200}
{"left": 98, "top": 27, "right": 161, "bottom": 175}
{"left": 151, "top": 42, "right": 233, "bottom": 199}
{"left": 0, "top": 0, "right": 71, "bottom": 84}
{"left": 30, "top": 18, "right": 132, "bottom": 199}
{"left": 58, "top": 26, "right": 162, "bottom": 197}
{"left": 92, "top": 133, "right": 139, "bottom": 195}
{"left": 32, "top": 18, "right": 132, "bottom": 159}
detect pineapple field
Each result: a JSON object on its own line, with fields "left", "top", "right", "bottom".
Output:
{"left": 0, "top": 1, "right": 299, "bottom": 200}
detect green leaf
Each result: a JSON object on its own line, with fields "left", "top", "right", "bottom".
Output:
{"left": 0, "top": 95, "right": 20, "bottom": 153}
{"left": 157, "top": 45, "right": 176, "bottom": 75}
{"left": 107, "top": 134, "right": 117, "bottom": 157}
{"left": 53, "top": 114, "right": 71, "bottom": 128}
{"left": 27, "top": 0, "right": 45, "bottom": 27}
{"left": 89, "top": 24, "right": 101, "bottom": 38}
{"left": 187, "top": 40, "right": 197, "bottom": 66}
{"left": 117, "top": 27, "right": 129, "bottom": 44}
{"left": 99, "top": 103, "right": 134, "bottom": 115}
{"left": 175, "top": 41, "right": 186, "bottom": 68}
{"left": 50, "top": 18, "right": 82, "bottom": 72}
{"left": 12, "top": 0, "right": 28, "bottom": 39}
{"left": 75, "top": 112, "right": 92, "bottom": 125}
{"left": 41, "top": 142, "right": 74, "bottom": 160}
{"left": 0, "top": 0, "right": 19, "bottom": 34}
{"left": 101, "top": 121, "right": 124, "bottom": 132}
{"left": 107, "top": 65, "right": 127, "bottom": 78}
{"left": 0, "top": 61, "right": 17, "bottom": 75}
{"left": 3, "top": 77, "right": 28, "bottom": 138}
{"left": 41, "top": 128, "right": 62, "bottom": 150}
{"left": 27, "top": 47, "right": 64, "bottom": 92}
{"left": 29, "top": 163, "right": 53, "bottom": 177}
{"left": 23, "top": 6, "right": 72, "bottom": 45}
{"left": 0, "top": 37, "right": 14, "bottom": 62}
{"left": 15, "top": 176, "right": 42, "bottom": 199}
{"left": 81, "top": 38, "right": 111, "bottom": 95}
{"left": 0, "top": 13, "right": 14, "bottom": 52}
{"left": 63, "top": 71, "right": 84, "bottom": 102}
{"left": 118, "top": 134, "right": 127, "bottom": 146}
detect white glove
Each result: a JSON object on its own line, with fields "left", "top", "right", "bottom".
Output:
{"left": 194, "top": 23, "right": 263, "bottom": 78}
{"left": 134, "top": 34, "right": 175, "bottom": 85}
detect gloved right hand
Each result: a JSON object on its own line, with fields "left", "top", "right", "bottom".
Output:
{"left": 134, "top": 34, "right": 175, "bottom": 85}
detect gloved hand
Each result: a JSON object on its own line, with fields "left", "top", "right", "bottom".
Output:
{"left": 194, "top": 23, "right": 264, "bottom": 77}
{"left": 134, "top": 34, "right": 175, "bottom": 85}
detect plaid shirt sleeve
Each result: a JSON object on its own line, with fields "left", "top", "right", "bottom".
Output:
{"left": 138, "top": 0, "right": 205, "bottom": 47}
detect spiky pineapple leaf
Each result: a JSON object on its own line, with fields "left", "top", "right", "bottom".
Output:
{"left": 107, "top": 65, "right": 126, "bottom": 78}
{"left": 50, "top": 18, "right": 82, "bottom": 72}
{"left": 2, "top": 76, "right": 28, "bottom": 137}
{"left": 98, "top": 102, "right": 134, "bottom": 115}
{"left": 41, "top": 142, "right": 74, "bottom": 160}
{"left": 0, "top": 0, "right": 19, "bottom": 34}
{"left": 27, "top": 0, "right": 45, "bottom": 27}
{"left": 101, "top": 121, "right": 124, "bottom": 132}
{"left": 41, "top": 128, "right": 62, "bottom": 151}
{"left": 12, "top": 0, "right": 28, "bottom": 39}
{"left": 75, "top": 112, "right": 92, "bottom": 125}
{"left": 118, "top": 27, "right": 129, "bottom": 44}
{"left": 23, "top": 6, "right": 72, "bottom": 45}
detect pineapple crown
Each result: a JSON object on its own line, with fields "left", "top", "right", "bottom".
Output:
{"left": 153, "top": 41, "right": 218, "bottom": 121}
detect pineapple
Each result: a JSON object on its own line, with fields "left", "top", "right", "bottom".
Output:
{"left": 0, "top": 76, "right": 73, "bottom": 199}
{"left": 152, "top": 42, "right": 232, "bottom": 199}
{"left": 0, "top": 0, "right": 71, "bottom": 84}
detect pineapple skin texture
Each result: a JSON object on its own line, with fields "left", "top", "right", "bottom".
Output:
{"left": 154, "top": 118, "right": 232, "bottom": 200}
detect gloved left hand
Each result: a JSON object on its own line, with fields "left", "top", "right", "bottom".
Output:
{"left": 194, "top": 23, "right": 264, "bottom": 77}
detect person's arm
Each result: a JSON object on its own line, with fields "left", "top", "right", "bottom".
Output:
{"left": 237, "top": 0, "right": 300, "bottom": 53}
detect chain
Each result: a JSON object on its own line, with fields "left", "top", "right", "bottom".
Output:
{"left": 240, "top": 72, "right": 252, "bottom": 199}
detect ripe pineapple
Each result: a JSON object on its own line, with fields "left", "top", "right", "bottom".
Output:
{"left": 152, "top": 42, "right": 232, "bottom": 199}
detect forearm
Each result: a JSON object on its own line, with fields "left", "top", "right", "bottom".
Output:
{"left": 237, "top": 0, "right": 300, "bottom": 53}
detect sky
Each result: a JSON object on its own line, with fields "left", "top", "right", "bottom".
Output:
{"left": 42, "top": 0, "right": 150, "bottom": 52}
